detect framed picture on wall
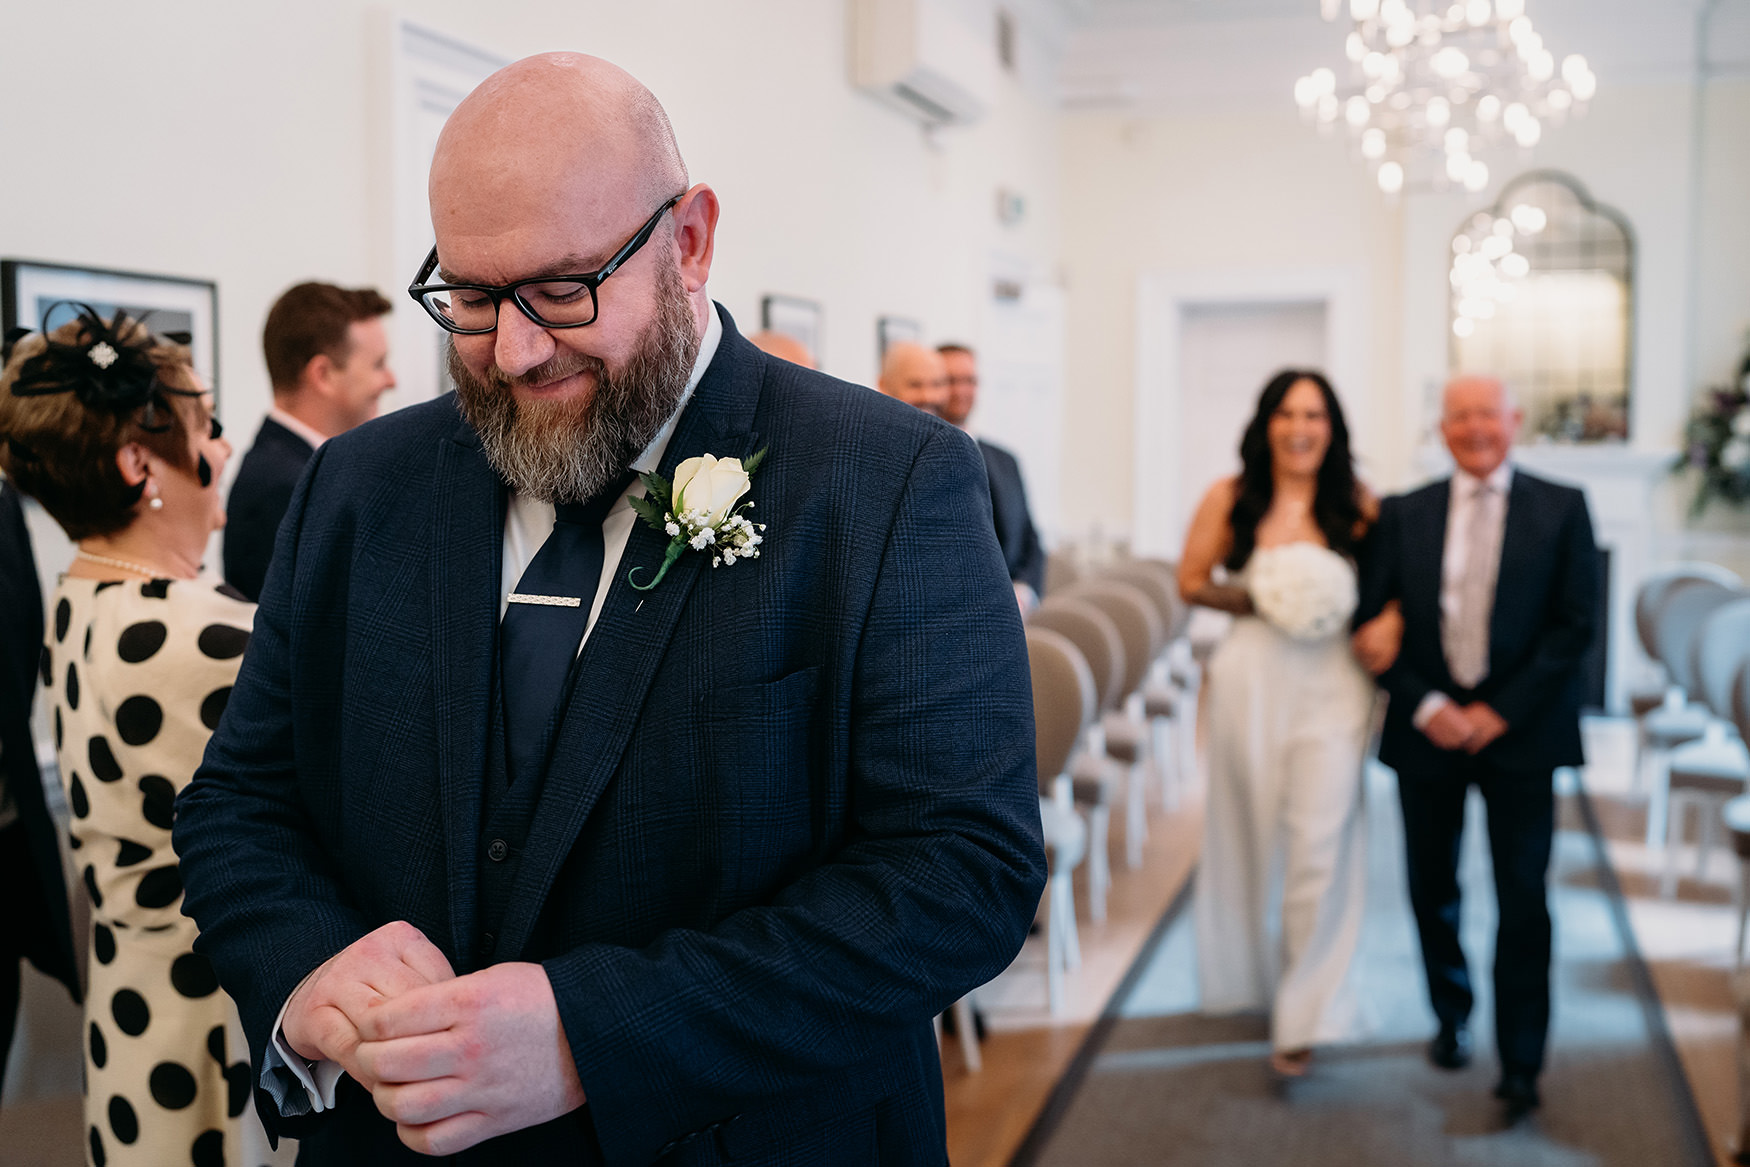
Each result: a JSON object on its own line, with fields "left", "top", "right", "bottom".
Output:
{"left": 760, "top": 294, "right": 822, "bottom": 362}
{"left": 2, "top": 259, "right": 220, "bottom": 403}
{"left": 877, "top": 315, "right": 922, "bottom": 360}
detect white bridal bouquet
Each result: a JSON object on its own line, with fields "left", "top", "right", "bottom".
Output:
{"left": 1247, "top": 542, "right": 1357, "bottom": 642}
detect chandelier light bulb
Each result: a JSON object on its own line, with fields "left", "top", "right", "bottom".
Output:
{"left": 1377, "top": 161, "right": 1405, "bottom": 194}
{"left": 1514, "top": 116, "right": 1542, "bottom": 147}
{"left": 1492, "top": 217, "right": 1514, "bottom": 237}
{"left": 1549, "top": 88, "right": 1573, "bottom": 111}
{"left": 1454, "top": 317, "right": 1476, "bottom": 338}
{"left": 1387, "top": 20, "right": 1416, "bottom": 48}
{"left": 1503, "top": 101, "right": 1529, "bottom": 130}
{"left": 1501, "top": 252, "right": 1531, "bottom": 279}
{"left": 1312, "top": 67, "right": 1336, "bottom": 95}
{"left": 1466, "top": 0, "right": 1492, "bottom": 25}
{"left": 1453, "top": 235, "right": 1473, "bottom": 254}
{"left": 1426, "top": 96, "right": 1452, "bottom": 127}
{"left": 1571, "top": 71, "right": 1596, "bottom": 101}
{"left": 1347, "top": 32, "right": 1367, "bottom": 62}
{"left": 1529, "top": 49, "right": 1555, "bottom": 81}
{"left": 1496, "top": 0, "right": 1524, "bottom": 19}
{"left": 1363, "top": 51, "right": 1386, "bottom": 79}
{"left": 1346, "top": 96, "right": 1372, "bottom": 126}
{"left": 1381, "top": 0, "right": 1408, "bottom": 22}
{"left": 1509, "top": 17, "right": 1534, "bottom": 45}
{"left": 1295, "top": 76, "right": 1317, "bottom": 108}
{"left": 1562, "top": 54, "right": 1590, "bottom": 84}
{"left": 1447, "top": 152, "right": 1472, "bottom": 181}
{"left": 1319, "top": 93, "right": 1340, "bottom": 122}
{"left": 1464, "top": 159, "right": 1490, "bottom": 191}
{"left": 1322, "top": 0, "right": 1343, "bottom": 19}
{"left": 1476, "top": 94, "right": 1502, "bottom": 121}
{"left": 1483, "top": 236, "right": 1512, "bottom": 260}
{"left": 1352, "top": 0, "right": 1380, "bottom": 20}
{"left": 1362, "top": 127, "right": 1388, "bottom": 158}
{"left": 1511, "top": 204, "right": 1548, "bottom": 234}
{"left": 1432, "top": 47, "right": 1470, "bottom": 80}
{"left": 1445, "top": 127, "right": 1470, "bottom": 154}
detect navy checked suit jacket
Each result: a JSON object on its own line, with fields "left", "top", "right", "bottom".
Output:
{"left": 1354, "top": 468, "right": 1599, "bottom": 777}
{"left": 175, "top": 308, "right": 1047, "bottom": 1166}
{"left": 224, "top": 415, "right": 315, "bottom": 602}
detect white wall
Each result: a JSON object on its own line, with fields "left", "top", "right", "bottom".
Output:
{"left": 0, "top": 0, "right": 1064, "bottom": 553}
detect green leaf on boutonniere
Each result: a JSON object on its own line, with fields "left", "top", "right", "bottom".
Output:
{"left": 741, "top": 446, "right": 768, "bottom": 477}
{"left": 626, "top": 493, "right": 666, "bottom": 529}
{"left": 638, "top": 469, "right": 673, "bottom": 512}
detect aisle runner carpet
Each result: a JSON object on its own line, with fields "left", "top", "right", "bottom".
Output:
{"left": 1014, "top": 763, "right": 1712, "bottom": 1167}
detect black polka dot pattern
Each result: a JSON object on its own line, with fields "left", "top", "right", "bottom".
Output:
{"left": 114, "top": 839, "right": 152, "bottom": 867}
{"left": 68, "top": 772, "right": 90, "bottom": 819}
{"left": 116, "top": 620, "right": 168, "bottom": 663}
{"left": 139, "top": 579, "right": 170, "bottom": 600}
{"left": 88, "top": 1125, "right": 106, "bottom": 1167}
{"left": 83, "top": 863, "right": 103, "bottom": 909}
{"left": 206, "top": 1026, "right": 225, "bottom": 1064}
{"left": 170, "top": 953, "right": 219, "bottom": 999}
{"left": 198, "top": 687, "right": 231, "bottom": 731}
{"left": 225, "top": 1060, "right": 251, "bottom": 1118}
{"left": 191, "top": 1129, "right": 224, "bottom": 1167}
{"left": 55, "top": 597, "right": 70, "bottom": 641}
{"left": 111, "top": 989, "right": 149, "bottom": 1037}
{"left": 93, "top": 922, "right": 117, "bottom": 966}
{"left": 90, "top": 1021, "right": 108, "bottom": 1069}
{"left": 134, "top": 865, "right": 183, "bottom": 909}
{"left": 196, "top": 623, "right": 250, "bottom": 660}
{"left": 89, "top": 735, "right": 122, "bottom": 783}
{"left": 39, "top": 644, "right": 51, "bottom": 687}
{"left": 65, "top": 661, "right": 79, "bottom": 710}
{"left": 54, "top": 704, "right": 62, "bottom": 749}
{"left": 115, "top": 695, "right": 163, "bottom": 746}
{"left": 108, "top": 1094, "right": 138, "bottom": 1144}
{"left": 149, "top": 1061, "right": 198, "bottom": 1110}
{"left": 139, "top": 775, "right": 176, "bottom": 831}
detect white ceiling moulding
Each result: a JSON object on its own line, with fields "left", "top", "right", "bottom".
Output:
{"left": 851, "top": 0, "right": 1001, "bottom": 125}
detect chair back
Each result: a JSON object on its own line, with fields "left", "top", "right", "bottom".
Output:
{"left": 1104, "top": 560, "right": 1185, "bottom": 646}
{"left": 1655, "top": 579, "right": 1743, "bottom": 695}
{"left": 1030, "top": 597, "right": 1125, "bottom": 715}
{"left": 1026, "top": 627, "right": 1095, "bottom": 793}
{"left": 1734, "top": 658, "right": 1750, "bottom": 747}
{"left": 1693, "top": 597, "right": 1750, "bottom": 719}
{"left": 1636, "top": 563, "right": 1743, "bottom": 659}
{"left": 1045, "top": 550, "right": 1080, "bottom": 596}
{"left": 1064, "top": 580, "right": 1161, "bottom": 698}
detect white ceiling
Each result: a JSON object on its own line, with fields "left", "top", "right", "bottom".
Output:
{"left": 1044, "top": 0, "right": 1748, "bottom": 112}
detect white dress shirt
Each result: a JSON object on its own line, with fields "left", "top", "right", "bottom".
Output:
{"left": 262, "top": 304, "right": 724, "bottom": 1115}
{"left": 267, "top": 406, "right": 330, "bottom": 451}
{"left": 1413, "top": 461, "right": 1513, "bottom": 729}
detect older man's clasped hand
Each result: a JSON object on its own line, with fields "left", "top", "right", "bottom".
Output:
{"left": 281, "top": 921, "right": 587, "bottom": 1155}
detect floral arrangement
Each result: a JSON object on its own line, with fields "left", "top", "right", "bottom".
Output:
{"left": 1676, "top": 342, "right": 1750, "bottom": 516}
{"left": 627, "top": 449, "right": 767, "bottom": 591}
{"left": 1247, "top": 542, "right": 1357, "bottom": 642}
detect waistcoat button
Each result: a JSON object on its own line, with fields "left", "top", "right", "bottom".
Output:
{"left": 487, "top": 838, "right": 509, "bottom": 862}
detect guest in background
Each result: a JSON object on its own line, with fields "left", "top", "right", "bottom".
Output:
{"left": 1354, "top": 374, "right": 1599, "bottom": 1123}
{"left": 224, "top": 281, "right": 395, "bottom": 601}
{"left": 876, "top": 340, "right": 949, "bottom": 415}
{"left": 938, "top": 343, "right": 1046, "bottom": 611}
{"left": 0, "top": 305, "right": 287, "bottom": 1166}
{"left": 747, "top": 329, "right": 815, "bottom": 369}
{"left": 0, "top": 475, "right": 80, "bottom": 1100}
{"left": 1177, "top": 369, "right": 1379, "bottom": 1079}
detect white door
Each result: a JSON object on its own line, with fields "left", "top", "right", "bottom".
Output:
{"left": 1173, "top": 300, "right": 1329, "bottom": 550}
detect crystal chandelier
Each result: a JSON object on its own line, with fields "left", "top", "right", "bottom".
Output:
{"left": 1293, "top": 0, "right": 1596, "bottom": 195}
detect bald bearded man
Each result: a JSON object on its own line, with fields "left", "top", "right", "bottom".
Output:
{"left": 876, "top": 342, "right": 949, "bottom": 415}
{"left": 175, "top": 53, "right": 1044, "bottom": 1166}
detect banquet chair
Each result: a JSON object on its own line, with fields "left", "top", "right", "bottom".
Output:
{"left": 1045, "top": 549, "right": 1081, "bottom": 596}
{"left": 1630, "top": 565, "right": 1743, "bottom": 796}
{"left": 1029, "top": 596, "right": 1126, "bottom": 921}
{"left": 1723, "top": 666, "right": 1750, "bottom": 968}
{"left": 1105, "top": 558, "right": 1195, "bottom": 808}
{"left": 1062, "top": 579, "right": 1164, "bottom": 870}
{"left": 1026, "top": 626, "right": 1096, "bottom": 1015}
{"left": 1646, "top": 579, "right": 1746, "bottom": 848}
{"left": 1661, "top": 600, "right": 1750, "bottom": 896}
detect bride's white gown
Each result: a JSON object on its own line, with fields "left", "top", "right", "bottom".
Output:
{"left": 1194, "top": 543, "right": 1377, "bottom": 1052}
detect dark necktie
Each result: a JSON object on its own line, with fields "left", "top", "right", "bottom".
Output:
{"left": 500, "top": 473, "right": 633, "bottom": 785}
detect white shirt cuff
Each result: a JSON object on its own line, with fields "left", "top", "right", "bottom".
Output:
{"left": 260, "top": 978, "right": 346, "bottom": 1116}
{"left": 1412, "top": 691, "right": 1454, "bottom": 731}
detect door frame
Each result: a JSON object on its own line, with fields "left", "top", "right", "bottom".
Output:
{"left": 1132, "top": 266, "right": 1368, "bottom": 557}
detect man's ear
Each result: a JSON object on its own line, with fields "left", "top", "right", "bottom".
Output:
{"left": 300, "top": 353, "right": 338, "bottom": 399}
{"left": 114, "top": 442, "right": 150, "bottom": 487}
{"left": 671, "top": 183, "right": 719, "bottom": 294}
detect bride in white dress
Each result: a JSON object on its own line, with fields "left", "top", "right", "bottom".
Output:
{"left": 1177, "top": 370, "right": 1395, "bottom": 1078}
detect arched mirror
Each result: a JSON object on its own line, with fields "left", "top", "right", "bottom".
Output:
{"left": 1449, "top": 171, "right": 1634, "bottom": 442}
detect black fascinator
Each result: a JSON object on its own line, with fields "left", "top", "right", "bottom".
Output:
{"left": 6, "top": 302, "right": 196, "bottom": 433}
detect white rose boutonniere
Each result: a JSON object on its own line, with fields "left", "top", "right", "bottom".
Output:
{"left": 627, "top": 448, "right": 768, "bottom": 590}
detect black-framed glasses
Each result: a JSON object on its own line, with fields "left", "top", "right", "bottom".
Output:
{"left": 406, "top": 194, "right": 682, "bottom": 334}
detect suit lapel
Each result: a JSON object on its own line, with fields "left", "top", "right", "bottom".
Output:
{"left": 429, "top": 415, "right": 505, "bottom": 962}
{"left": 1490, "top": 471, "right": 1536, "bottom": 655}
{"left": 494, "top": 310, "right": 767, "bottom": 959}
{"left": 1413, "top": 480, "right": 1451, "bottom": 615}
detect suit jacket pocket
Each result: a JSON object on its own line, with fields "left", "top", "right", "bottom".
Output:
{"left": 697, "top": 666, "right": 824, "bottom": 900}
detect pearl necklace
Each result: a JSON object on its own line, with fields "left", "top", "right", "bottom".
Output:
{"left": 75, "top": 549, "right": 166, "bottom": 579}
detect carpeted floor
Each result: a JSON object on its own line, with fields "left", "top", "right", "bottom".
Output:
{"left": 1014, "top": 762, "right": 1713, "bottom": 1167}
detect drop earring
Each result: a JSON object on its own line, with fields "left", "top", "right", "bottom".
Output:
{"left": 146, "top": 479, "right": 163, "bottom": 511}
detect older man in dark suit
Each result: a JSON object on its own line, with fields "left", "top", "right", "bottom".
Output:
{"left": 1355, "top": 374, "right": 1599, "bottom": 1124}
{"left": 175, "top": 52, "right": 1044, "bottom": 1166}
{"left": 0, "top": 480, "right": 80, "bottom": 1092}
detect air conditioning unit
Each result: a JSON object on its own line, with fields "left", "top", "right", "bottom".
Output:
{"left": 852, "top": 0, "right": 997, "bottom": 127}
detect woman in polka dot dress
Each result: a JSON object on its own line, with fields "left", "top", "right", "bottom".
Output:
{"left": 0, "top": 306, "right": 290, "bottom": 1167}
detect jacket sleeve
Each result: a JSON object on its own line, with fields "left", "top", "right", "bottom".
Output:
{"left": 1357, "top": 494, "right": 1439, "bottom": 713}
{"left": 543, "top": 424, "right": 1049, "bottom": 1165}
{"left": 1485, "top": 488, "right": 1600, "bottom": 727}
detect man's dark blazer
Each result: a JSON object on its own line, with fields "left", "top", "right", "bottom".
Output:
{"left": 224, "top": 414, "right": 315, "bottom": 602}
{"left": 1355, "top": 467, "right": 1600, "bottom": 776}
{"left": 0, "top": 482, "right": 80, "bottom": 1010}
{"left": 977, "top": 438, "right": 1046, "bottom": 597}
{"left": 175, "top": 308, "right": 1047, "bottom": 1166}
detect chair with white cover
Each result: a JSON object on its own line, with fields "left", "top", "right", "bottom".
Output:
{"left": 1631, "top": 565, "right": 1743, "bottom": 792}
{"left": 1029, "top": 596, "right": 1126, "bottom": 921}
{"left": 1026, "top": 626, "right": 1096, "bottom": 1015}
{"left": 1661, "top": 598, "right": 1750, "bottom": 896}
{"left": 1062, "top": 580, "right": 1164, "bottom": 869}
{"left": 1646, "top": 579, "right": 1745, "bottom": 848}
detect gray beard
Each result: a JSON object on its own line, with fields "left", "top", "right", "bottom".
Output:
{"left": 450, "top": 263, "right": 700, "bottom": 503}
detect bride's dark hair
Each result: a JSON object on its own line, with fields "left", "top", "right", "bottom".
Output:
{"left": 1224, "top": 369, "right": 1363, "bottom": 571}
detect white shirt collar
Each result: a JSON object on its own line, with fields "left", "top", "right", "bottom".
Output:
{"left": 630, "top": 299, "right": 722, "bottom": 475}
{"left": 1453, "top": 459, "right": 1512, "bottom": 499}
{"left": 268, "top": 407, "right": 329, "bottom": 451}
